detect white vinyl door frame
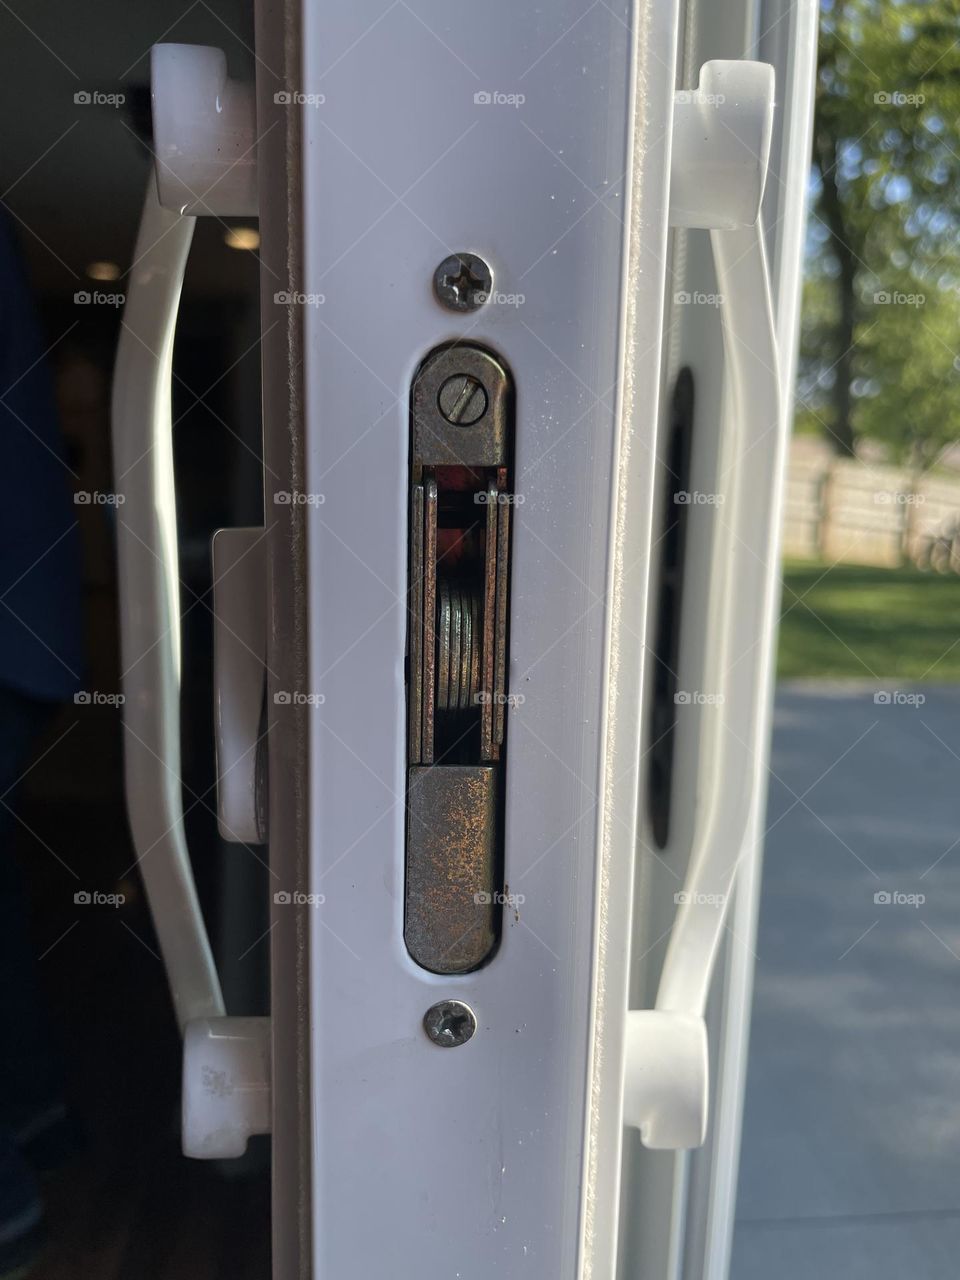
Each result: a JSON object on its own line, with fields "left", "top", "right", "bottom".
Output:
{"left": 297, "top": 4, "right": 666, "bottom": 1277}
{"left": 253, "top": 1, "right": 817, "bottom": 1276}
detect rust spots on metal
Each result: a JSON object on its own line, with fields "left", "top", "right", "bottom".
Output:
{"left": 405, "top": 765, "right": 498, "bottom": 974}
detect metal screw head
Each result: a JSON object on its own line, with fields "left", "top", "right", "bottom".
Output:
{"left": 423, "top": 999, "right": 477, "bottom": 1048}
{"left": 437, "top": 374, "right": 488, "bottom": 425}
{"left": 433, "top": 253, "right": 493, "bottom": 313}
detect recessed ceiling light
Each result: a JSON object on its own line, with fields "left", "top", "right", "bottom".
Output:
{"left": 224, "top": 226, "right": 261, "bottom": 251}
{"left": 87, "top": 260, "right": 121, "bottom": 281}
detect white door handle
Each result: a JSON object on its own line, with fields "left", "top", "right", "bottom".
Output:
{"left": 111, "top": 44, "right": 269, "bottom": 1159}
{"left": 624, "top": 61, "right": 783, "bottom": 1150}
{"left": 112, "top": 180, "right": 221, "bottom": 1029}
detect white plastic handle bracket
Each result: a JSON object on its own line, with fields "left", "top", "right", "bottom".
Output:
{"left": 182, "top": 1016, "right": 272, "bottom": 1159}
{"left": 212, "top": 528, "right": 267, "bottom": 844}
{"left": 624, "top": 60, "right": 783, "bottom": 1150}
{"left": 111, "top": 45, "right": 268, "bottom": 1159}
{"left": 151, "top": 43, "right": 258, "bottom": 216}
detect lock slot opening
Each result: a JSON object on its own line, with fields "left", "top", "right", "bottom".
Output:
{"left": 404, "top": 343, "right": 515, "bottom": 974}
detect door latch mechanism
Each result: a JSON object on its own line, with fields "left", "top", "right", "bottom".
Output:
{"left": 405, "top": 343, "right": 515, "bottom": 975}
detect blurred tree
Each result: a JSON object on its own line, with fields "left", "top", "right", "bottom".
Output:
{"left": 802, "top": 0, "right": 960, "bottom": 463}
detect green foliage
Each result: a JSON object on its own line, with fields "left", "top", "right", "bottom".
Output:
{"left": 802, "top": 0, "right": 960, "bottom": 461}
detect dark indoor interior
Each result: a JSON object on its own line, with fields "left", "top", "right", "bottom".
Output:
{"left": 0, "top": 2, "right": 271, "bottom": 1273}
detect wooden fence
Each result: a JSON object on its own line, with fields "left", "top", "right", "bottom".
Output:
{"left": 782, "top": 444, "right": 960, "bottom": 571}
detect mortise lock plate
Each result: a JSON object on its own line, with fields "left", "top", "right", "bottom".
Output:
{"left": 405, "top": 343, "right": 515, "bottom": 975}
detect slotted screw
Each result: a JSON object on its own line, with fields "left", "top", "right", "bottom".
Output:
{"left": 437, "top": 374, "right": 488, "bottom": 425}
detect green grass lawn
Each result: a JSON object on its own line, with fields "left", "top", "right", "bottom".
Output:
{"left": 778, "top": 560, "right": 960, "bottom": 680}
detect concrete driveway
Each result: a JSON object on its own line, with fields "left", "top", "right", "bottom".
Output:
{"left": 732, "top": 682, "right": 960, "bottom": 1279}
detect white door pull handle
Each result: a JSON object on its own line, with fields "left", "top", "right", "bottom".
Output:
{"left": 112, "top": 179, "right": 221, "bottom": 1031}
{"left": 111, "top": 45, "right": 269, "bottom": 1159}
{"left": 624, "top": 61, "right": 783, "bottom": 1150}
